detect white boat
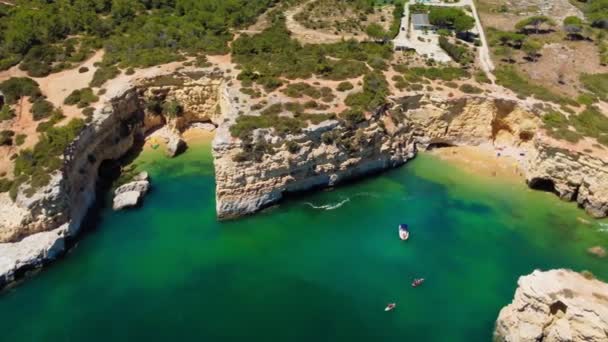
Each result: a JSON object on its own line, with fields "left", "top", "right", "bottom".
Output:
{"left": 385, "top": 303, "right": 396, "bottom": 312}
{"left": 399, "top": 224, "right": 409, "bottom": 241}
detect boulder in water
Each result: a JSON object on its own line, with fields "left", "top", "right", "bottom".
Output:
{"left": 166, "top": 136, "right": 186, "bottom": 158}
{"left": 112, "top": 172, "right": 150, "bottom": 210}
{"left": 587, "top": 246, "right": 606, "bottom": 258}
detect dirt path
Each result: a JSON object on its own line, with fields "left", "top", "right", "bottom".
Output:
{"left": 464, "top": 0, "right": 495, "bottom": 80}
{"left": 285, "top": 0, "right": 367, "bottom": 44}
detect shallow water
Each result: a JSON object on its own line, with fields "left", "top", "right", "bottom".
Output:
{"left": 0, "top": 142, "right": 606, "bottom": 341}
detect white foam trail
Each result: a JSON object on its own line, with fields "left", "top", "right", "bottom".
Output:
{"left": 598, "top": 222, "right": 608, "bottom": 233}
{"left": 305, "top": 198, "right": 350, "bottom": 210}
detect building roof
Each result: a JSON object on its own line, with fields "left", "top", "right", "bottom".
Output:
{"left": 412, "top": 13, "right": 432, "bottom": 27}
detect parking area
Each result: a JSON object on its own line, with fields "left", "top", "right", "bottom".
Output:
{"left": 393, "top": 0, "right": 495, "bottom": 75}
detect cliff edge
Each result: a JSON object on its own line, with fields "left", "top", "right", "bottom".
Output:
{"left": 494, "top": 269, "right": 608, "bottom": 342}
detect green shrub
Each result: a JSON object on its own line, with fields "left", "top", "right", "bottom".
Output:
{"left": 0, "top": 105, "right": 15, "bottom": 121}
{"left": 341, "top": 108, "right": 365, "bottom": 126}
{"left": 337, "top": 81, "right": 354, "bottom": 92}
{"left": 495, "top": 66, "right": 576, "bottom": 106}
{"left": 396, "top": 65, "right": 469, "bottom": 82}
{"left": 285, "top": 140, "right": 301, "bottom": 154}
{"left": 36, "top": 110, "right": 66, "bottom": 132}
{"left": 90, "top": 66, "right": 120, "bottom": 87}
{"left": 0, "top": 178, "right": 13, "bottom": 193}
{"left": 439, "top": 36, "right": 473, "bottom": 65}
{"left": 0, "top": 130, "right": 15, "bottom": 146}
{"left": 14, "top": 134, "right": 26, "bottom": 146}
{"left": 0, "top": 78, "right": 41, "bottom": 104}
{"left": 345, "top": 72, "right": 389, "bottom": 111}
{"left": 14, "top": 119, "right": 85, "bottom": 191}
{"left": 459, "top": 83, "right": 483, "bottom": 94}
{"left": 577, "top": 93, "right": 596, "bottom": 106}
{"left": 31, "top": 99, "right": 54, "bottom": 121}
{"left": 571, "top": 106, "right": 608, "bottom": 139}
{"left": 474, "top": 71, "right": 491, "bottom": 84}
{"left": 580, "top": 73, "right": 608, "bottom": 101}
{"left": 64, "top": 88, "right": 99, "bottom": 108}
{"left": 282, "top": 83, "right": 322, "bottom": 99}
{"left": 163, "top": 100, "right": 183, "bottom": 118}
{"left": 78, "top": 67, "right": 89, "bottom": 73}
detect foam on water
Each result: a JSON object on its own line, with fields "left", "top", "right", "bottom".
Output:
{"left": 305, "top": 198, "right": 350, "bottom": 210}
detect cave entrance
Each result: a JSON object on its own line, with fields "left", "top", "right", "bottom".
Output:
{"left": 426, "top": 142, "right": 455, "bottom": 151}
{"left": 528, "top": 178, "right": 557, "bottom": 194}
{"left": 549, "top": 300, "right": 568, "bottom": 315}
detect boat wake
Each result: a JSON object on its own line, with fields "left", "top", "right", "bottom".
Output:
{"left": 305, "top": 198, "right": 350, "bottom": 210}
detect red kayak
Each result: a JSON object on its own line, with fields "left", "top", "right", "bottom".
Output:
{"left": 412, "top": 278, "right": 425, "bottom": 287}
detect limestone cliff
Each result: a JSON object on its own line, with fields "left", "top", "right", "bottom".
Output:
{"left": 212, "top": 92, "right": 417, "bottom": 219}
{"left": 214, "top": 94, "right": 608, "bottom": 219}
{"left": 0, "top": 69, "right": 225, "bottom": 288}
{"left": 494, "top": 269, "right": 608, "bottom": 342}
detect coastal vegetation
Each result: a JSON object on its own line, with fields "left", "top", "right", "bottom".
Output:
{"left": 542, "top": 106, "right": 608, "bottom": 145}
{"left": 0, "top": 77, "right": 41, "bottom": 104}
{"left": 0, "top": 0, "right": 275, "bottom": 80}
{"left": 12, "top": 118, "right": 85, "bottom": 197}
{"left": 494, "top": 66, "right": 576, "bottom": 106}
{"left": 233, "top": 17, "right": 392, "bottom": 85}
{"left": 64, "top": 88, "right": 100, "bottom": 108}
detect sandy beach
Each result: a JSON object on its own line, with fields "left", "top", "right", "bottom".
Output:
{"left": 426, "top": 146, "right": 524, "bottom": 183}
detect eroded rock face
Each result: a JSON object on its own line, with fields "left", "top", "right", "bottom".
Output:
{"left": 0, "top": 88, "right": 145, "bottom": 288}
{"left": 213, "top": 95, "right": 541, "bottom": 219}
{"left": 214, "top": 94, "right": 608, "bottom": 219}
{"left": 0, "top": 69, "right": 225, "bottom": 289}
{"left": 527, "top": 145, "right": 608, "bottom": 218}
{"left": 494, "top": 269, "right": 608, "bottom": 342}
{"left": 213, "top": 94, "right": 417, "bottom": 219}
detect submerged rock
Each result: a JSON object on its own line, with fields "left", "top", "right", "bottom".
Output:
{"left": 112, "top": 172, "right": 150, "bottom": 210}
{"left": 587, "top": 246, "right": 607, "bottom": 258}
{"left": 494, "top": 269, "right": 608, "bottom": 342}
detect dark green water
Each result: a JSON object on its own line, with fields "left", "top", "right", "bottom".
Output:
{"left": 1, "top": 141, "right": 607, "bottom": 341}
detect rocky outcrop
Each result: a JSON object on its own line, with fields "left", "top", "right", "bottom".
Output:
{"left": 213, "top": 95, "right": 543, "bottom": 219}
{"left": 0, "top": 224, "right": 68, "bottom": 286}
{"left": 112, "top": 172, "right": 150, "bottom": 210}
{"left": 0, "top": 68, "right": 226, "bottom": 289}
{"left": 526, "top": 145, "right": 608, "bottom": 218}
{"left": 213, "top": 87, "right": 417, "bottom": 219}
{"left": 494, "top": 269, "right": 608, "bottom": 342}
{"left": 166, "top": 135, "right": 186, "bottom": 158}
{"left": 587, "top": 246, "right": 607, "bottom": 258}
{"left": 214, "top": 93, "right": 608, "bottom": 219}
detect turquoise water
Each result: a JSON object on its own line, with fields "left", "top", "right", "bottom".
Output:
{"left": 0, "top": 142, "right": 606, "bottom": 341}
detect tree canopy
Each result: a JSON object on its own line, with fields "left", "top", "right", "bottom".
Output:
{"left": 0, "top": 0, "right": 276, "bottom": 75}
{"left": 428, "top": 7, "right": 475, "bottom": 32}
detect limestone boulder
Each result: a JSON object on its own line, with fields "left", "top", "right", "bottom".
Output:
{"left": 494, "top": 269, "right": 608, "bottom": 342}
{"left": 112, "top": 173, "right": 150, "bottom": 210}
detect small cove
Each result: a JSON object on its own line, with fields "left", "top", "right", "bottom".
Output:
{"left": 0, "top": 141, "right": 606, "bottom": 341}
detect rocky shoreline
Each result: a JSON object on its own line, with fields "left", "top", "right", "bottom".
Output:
{"left": 0, "top": 68, "right": 226, "bottom": 289}
{"left": 494, "top": 269, "right": 608, "bottom": 342}
{"left": 0, "top": 70, "right": 607, "bottom": 291}
{"left": 214, "top": 94, "right": 608, "bottom": 220}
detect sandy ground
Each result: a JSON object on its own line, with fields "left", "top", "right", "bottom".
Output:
{"left": 143, "top": 126, "right": 215, "bottom": 154}
{"left": 182, "top": 127, "right": 215, "bottom": 144}
{"left": 285, "top": 0, "right": 368, "bottom": 44}
{"left": 427, "top": 146, "right": 524, "bottom": 182}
